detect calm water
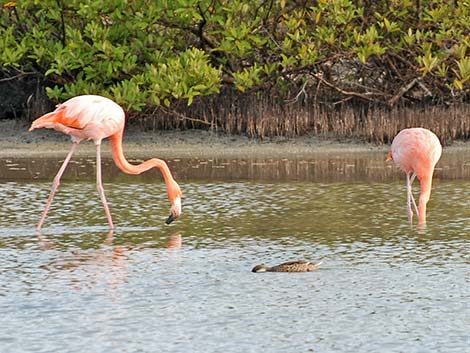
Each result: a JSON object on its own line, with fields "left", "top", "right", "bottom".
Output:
{"left": 0, "top": 152, "right": 469, "bottom": 353}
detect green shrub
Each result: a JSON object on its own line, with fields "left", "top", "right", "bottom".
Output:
{"left": 1, "top": 0, "right": 470, "bottom": 113}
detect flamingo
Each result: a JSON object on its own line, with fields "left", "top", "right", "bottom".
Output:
{"left": 387, "top": 127, "right": 442, "bottom": 226}
{"left": 29, "top": 95, "right": 182, "bottom": 231}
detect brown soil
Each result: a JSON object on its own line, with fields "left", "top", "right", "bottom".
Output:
{"left": 1, "top": 119, "right": 468, "bottom": 159}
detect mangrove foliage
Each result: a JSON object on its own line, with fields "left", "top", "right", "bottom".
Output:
{"left": 1, "top": 0, "right": 470, "bottom": 142}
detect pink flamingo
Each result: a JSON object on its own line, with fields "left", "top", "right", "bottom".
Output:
{"left": 387, "top": 127, "right": 442, "bottom": 225}
{"left": 29, "top": 95, "right": 182, "bottom": 231}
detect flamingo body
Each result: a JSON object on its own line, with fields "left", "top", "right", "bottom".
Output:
{"left": 388, "top": 128, "right": 442, "bottom": 225}
{"left": 29, "top": 95, "right": 182, "bottom": 231}
{"left": 30, "top": 95, "right": 125, "bottom": 143}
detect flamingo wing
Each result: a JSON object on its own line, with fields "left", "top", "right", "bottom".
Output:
{"left": 29, "top": 95, "right": 125, "bottom": 142}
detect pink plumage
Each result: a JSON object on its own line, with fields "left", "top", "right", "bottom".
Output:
{"left": 30, "top": 95, "right": 125, "bottom": 143}
{"left": 29, "top": 95, "right": 182, "bottom": 231}
{"left": 388, "top": 128, "right": 442, "bottom": 226}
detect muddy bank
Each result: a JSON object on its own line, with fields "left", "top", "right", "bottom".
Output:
{"left": 0, "top": 119, "right": 389, "bottom": 158}
{"left": 3, "top": 119, "right": 470, "bottom": 159}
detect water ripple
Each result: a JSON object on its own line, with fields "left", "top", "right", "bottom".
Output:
{"left": 0, "top": 174, "right": 468, "bottom": 352}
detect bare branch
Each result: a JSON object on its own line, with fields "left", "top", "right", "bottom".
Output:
{"left": 285, "top": 79, "right": 308, "bottom": 104}
{"left": 387, "top": 78, "right": 418, "bottom": 107}
{"left": 159, "top": 106, "right": 213, "bottom": 126}
{"left": 313, "top": 73, "right": 384, "bottom": 104}
{"left": 0, "top": 71, "right": 37, "bottom": 82}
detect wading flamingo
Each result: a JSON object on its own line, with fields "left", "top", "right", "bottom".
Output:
{"left": 387, "top": 128, "right": 442, "bottom": 226}
{"left": 29, "top": 95, "right": 182, "bottom": 231}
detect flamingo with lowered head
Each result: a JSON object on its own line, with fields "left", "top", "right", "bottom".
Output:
{"left": 29, "top": 95, "right": 182, "bottom": 231}
{"left": 387, "top": 127, "right": 442, "bottom": 226}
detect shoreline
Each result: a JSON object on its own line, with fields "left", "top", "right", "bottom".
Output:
{"left": 2, "top": 119, "right": 470, "bottom": 159}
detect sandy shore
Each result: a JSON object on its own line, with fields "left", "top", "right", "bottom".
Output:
{"left": 1, "top": 119, "right": 469, "bottom": 158}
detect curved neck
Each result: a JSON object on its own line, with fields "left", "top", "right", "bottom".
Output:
{"left": 109, "top": 131, "right": 176, "bottom": 186}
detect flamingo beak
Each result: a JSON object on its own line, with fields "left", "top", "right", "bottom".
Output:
{"left": 165, "top": 214, "right": 177, "bottom": 224}
{"left": 386, "top": 151, "right": 393, "bottom": 162}
{"left": 165, "top": 197, "right": 181, "bottom": 225}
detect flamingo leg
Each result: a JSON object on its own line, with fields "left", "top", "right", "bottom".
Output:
{"left": 409, "top": 172, "right": 419, "bottom": 217}
{"left": 37, "top": 141, "right": 79, "bottom": 231}
{"left": 95, "top": 143, "right": 114, "bottom": 229}
{"left": 405, "top": 172, "right": 414, "bottom": 223}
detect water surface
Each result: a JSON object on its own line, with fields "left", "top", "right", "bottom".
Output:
{"left": 0, "top": 152, "right": 468, "bottom": 352}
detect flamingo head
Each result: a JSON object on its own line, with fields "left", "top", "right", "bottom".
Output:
{"left": 386, "top": 150, "right": 393, "bottom": 162}
{"left": 165, "top": 181, "right": 182, "bottom": 225}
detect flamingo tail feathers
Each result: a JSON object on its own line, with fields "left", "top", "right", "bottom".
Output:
{"left": 29, "top": 109, "right": 66, "bottom": 131}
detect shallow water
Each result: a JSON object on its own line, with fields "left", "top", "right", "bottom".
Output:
{"left": 0, "top": 152, "right": 469, "bottom": 352}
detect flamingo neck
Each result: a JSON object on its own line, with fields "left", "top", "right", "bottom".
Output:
{"left": 109, "top": 131, "right": 177, "bottom": 192}
{"left": 418, "top": 176, "right": 433, "bottom": 225}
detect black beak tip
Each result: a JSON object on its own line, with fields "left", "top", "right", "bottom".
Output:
{"left": 165, "top": 214, "right": 176, "bottom": 225}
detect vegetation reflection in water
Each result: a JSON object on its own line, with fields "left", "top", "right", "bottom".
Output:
{"left": 0, "top": 154, "right": 468, "bottom": 352}
{"left": 3, "top": 149, "right": 470, "bottom": 183}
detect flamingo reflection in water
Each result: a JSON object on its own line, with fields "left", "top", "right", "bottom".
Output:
{"left": 37, "top": 230, "right": 183, "bottom": 293}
